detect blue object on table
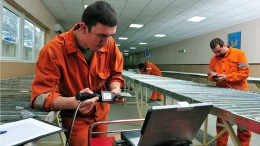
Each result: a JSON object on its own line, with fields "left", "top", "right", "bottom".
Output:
{"left": 0, "top": 130, "right": 7, "bottom": 134}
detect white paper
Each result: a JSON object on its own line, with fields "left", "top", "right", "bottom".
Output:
{"left": 0, "top": 118, "right": 62, "bottom": 146}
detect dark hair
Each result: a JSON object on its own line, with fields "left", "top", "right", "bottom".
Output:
{"left": 81, "top": 1, "right": 118, "bottom": 32}
{"left": 138, "top": 63, "right": 145, "bottom": 69}
{"left": 210, "top": 38, "right": 225, "bottom": 49}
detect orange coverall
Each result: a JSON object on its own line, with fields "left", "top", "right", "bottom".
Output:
{"left": 208, "top": 47, "right": 251, "bottom": 146}
{"left": 31, "top": 24, "right": 124, "bottom": 146}
{"left": 140, "top": 61, "right": 162, "bottom": 100}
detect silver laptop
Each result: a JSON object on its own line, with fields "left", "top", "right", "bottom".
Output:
{"left": 121, "top": 102, "right": 212, "bottom": 146}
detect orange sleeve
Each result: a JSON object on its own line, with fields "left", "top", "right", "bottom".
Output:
{"left": 207, "top": 56, "right": 216, "bottom": 81}
{"left": 226, "top": 51, "right": 249, "bottom": 82}
{"left": 31, "top": 43, "right": 61, "bottom": 111}
{"left": 106, "top": 41, "right": 125, "bottom": 88}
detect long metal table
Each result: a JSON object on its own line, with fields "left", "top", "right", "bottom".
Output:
{"left": 161, "top": 71, "right": 260, "bottom": 89}
{"left": 123, "top": 70, "right": 260, "bottom": 146}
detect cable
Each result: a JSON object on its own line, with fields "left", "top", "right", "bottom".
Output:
{"left": 65, "top": 91, "right": 121, "bottom": 145}
{"left": 66, "top": 101, "right": 82, "bottom": 146}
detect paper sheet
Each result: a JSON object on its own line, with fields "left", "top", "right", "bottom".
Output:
{"left": 0, "top": 118, "right": 62, "bottom": 146}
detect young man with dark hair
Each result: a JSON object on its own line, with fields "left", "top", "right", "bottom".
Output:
{"left": 31, "top": 1, "right": 124, "bottom": 145}
{"left": 208, "top": 38, "right": 251, "bottom": 146}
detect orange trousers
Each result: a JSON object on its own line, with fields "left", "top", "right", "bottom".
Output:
{"left": 150, "top": 90, "right": 162, "bottom": 100}
{"left": 62, "top": 114, "right": 108, "bottom": 146}
{"left": 216, "top": 118, "right": 251, "bottom": 146}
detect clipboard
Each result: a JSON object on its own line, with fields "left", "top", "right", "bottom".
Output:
{"left": 0, "top": 118, "right": 65, "bottom": 146}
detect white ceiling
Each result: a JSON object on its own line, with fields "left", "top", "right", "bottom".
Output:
{"left": 40, "top": 0, "right": 260, "bottom": 55}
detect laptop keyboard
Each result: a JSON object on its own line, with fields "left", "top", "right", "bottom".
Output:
{"left": 121, "top": 130, "right": 141, "bottom": 146}
{"left": 129, "top": 137, "right": 140, "bottom": 145}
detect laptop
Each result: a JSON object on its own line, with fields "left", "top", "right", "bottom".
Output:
{"left": 121, "top": 102, "right": 212, "bottom": 146}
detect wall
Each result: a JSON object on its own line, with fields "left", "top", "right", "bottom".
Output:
{"left": 0, "top": 61, "right": 36, "bottom": 78}
{"left": 1, "top": 0, "right": 59, "bottom": 79}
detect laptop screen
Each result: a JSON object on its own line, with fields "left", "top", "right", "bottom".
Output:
{"left": 138, "top": 102, "right": 212, "bottom": 146}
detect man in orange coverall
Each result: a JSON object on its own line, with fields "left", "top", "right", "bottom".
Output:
{"left": 31, "top": 1, "right": 124, "bottom": 146}
{"left": 208, "top": 38, "right": 251, "bottom": 146}
{"left": 138, "top": 61, "right": 163, "bottom": 102}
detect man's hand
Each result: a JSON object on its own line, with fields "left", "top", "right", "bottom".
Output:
{"left": 209, "top": 72, "right": 218, "bottom": 80}
{"left": 111, "top": 86, "right": 124, "bottom": 103}
{"left": 136, "top": 70, "right": 141, "bottom": 74}
{"left": 108, "top": 82, "right": 124, "bottom": 103}
{"left": 214, "top": 74, "right": 227, "bottom": 81}
{"left": 78, "top": 88, "right": 99, "bottom": 115}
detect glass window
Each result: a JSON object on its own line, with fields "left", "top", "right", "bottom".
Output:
{"left": 23, "top": 19, "right": 34, "bottom": 61}
{"left": 2, "top": 7, "right": 19, "bottom": 58}
{"left": 1, "top": 3, "right": 44, "bottom": 62}
{"left": 34, "top": 27, "right": 44, "bottom": 60}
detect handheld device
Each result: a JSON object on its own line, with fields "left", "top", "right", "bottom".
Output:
{"left": 75, "top": 92, "right": 100, "bottom": 101}
{"left": 75, "top": 91, "right": 124, "bottom": 102}
{"left": 68, "top": 91, "right": 125, "bottom": 145}
{"left": 212, "top": 75, "right": 219, "bottom": 79}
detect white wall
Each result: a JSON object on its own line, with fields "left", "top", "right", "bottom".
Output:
{"left": 256, "top": 19, "right": 260, "bottom": 62}
{"left": 128, "top": 18, "right": 260, "bottom": 65}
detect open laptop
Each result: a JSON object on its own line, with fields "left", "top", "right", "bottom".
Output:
{"left": 121, "top": 102, "right": 212, "bottom": 146}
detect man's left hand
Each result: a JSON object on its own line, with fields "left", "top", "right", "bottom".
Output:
{"left": 215, "top": 74, "right": 226, "bottom": 81}
{"left": 111, "top": 87, "right": 124, "bottom": 103}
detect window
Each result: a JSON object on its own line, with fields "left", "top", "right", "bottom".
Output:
{"left": 34, "top": 26, "right": 44, "bottom": 60}
{"left": 23, "top": 19, "right": 34, "bottom": 61}
{"left": 2, "top": 7, "right": 19, "bottom": 58}
{"left": 1, "top": 1, "right": 44, "bottom": 62}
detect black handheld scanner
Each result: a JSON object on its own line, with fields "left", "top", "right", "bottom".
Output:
{"left": 75, "top": 93, "right": 100, "bottom": 101}
{"left": 75, "top": 91, "right": 124, "bottom": 102}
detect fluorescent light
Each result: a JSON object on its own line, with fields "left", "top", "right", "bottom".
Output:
{"left": 84, "top": 5, "right": 88, "bottom": 9}
{"left": 187, "top": 16, "right": 207, "bottom": 22}
{"left": 155, "top": 34, "right": 166, "bottom": 37}
{"left": 130, "top": 47, "right": 136, "bottom": 49}
{"left": 139, "top": 42, "right": 147, "bottom": 45}
{"left": 129, "top": 24, "right": 144, "bottom": 28}
{"left": 123, "top": 53, "right": 129, "bottom": 56}
{"left": 124, "top": 50, "right": 129, "bottom": 52}
{"left": 116, "top": 44, "right": 120, "bottom": 46}
{"left": 119, "top": 37, "right": 128, "bottom": 40}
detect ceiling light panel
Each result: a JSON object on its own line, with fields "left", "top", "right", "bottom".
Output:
{"left": 119, "top": 37, "right": 128, "bottom": 40}
{"left": 129, "top": 24, "right": 144, "bottom": 28}
{"left": 130, "top": 47, "right": 136, "bottom": 49}
{"left": 155, "top": 34, "right": 166, "bottom": 37}
{"left": 187, "top": 16, "right": 207, "bottom": 22}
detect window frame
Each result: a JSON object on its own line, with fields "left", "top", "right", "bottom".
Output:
{"left": 1, "top": 1, "right": 22, "bottom": 61}
{"left": 1, "top": 1, "right": 44, "bottom": 62}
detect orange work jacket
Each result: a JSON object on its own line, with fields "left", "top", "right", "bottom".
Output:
{"left": 141, "top": 61, "right": 162, "bottom": 76}
{"left": 208, "top": 47, "right": 249, "bottom": 90}
{"left": 31, "top": 24, "right": 124, "bottom": 121}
